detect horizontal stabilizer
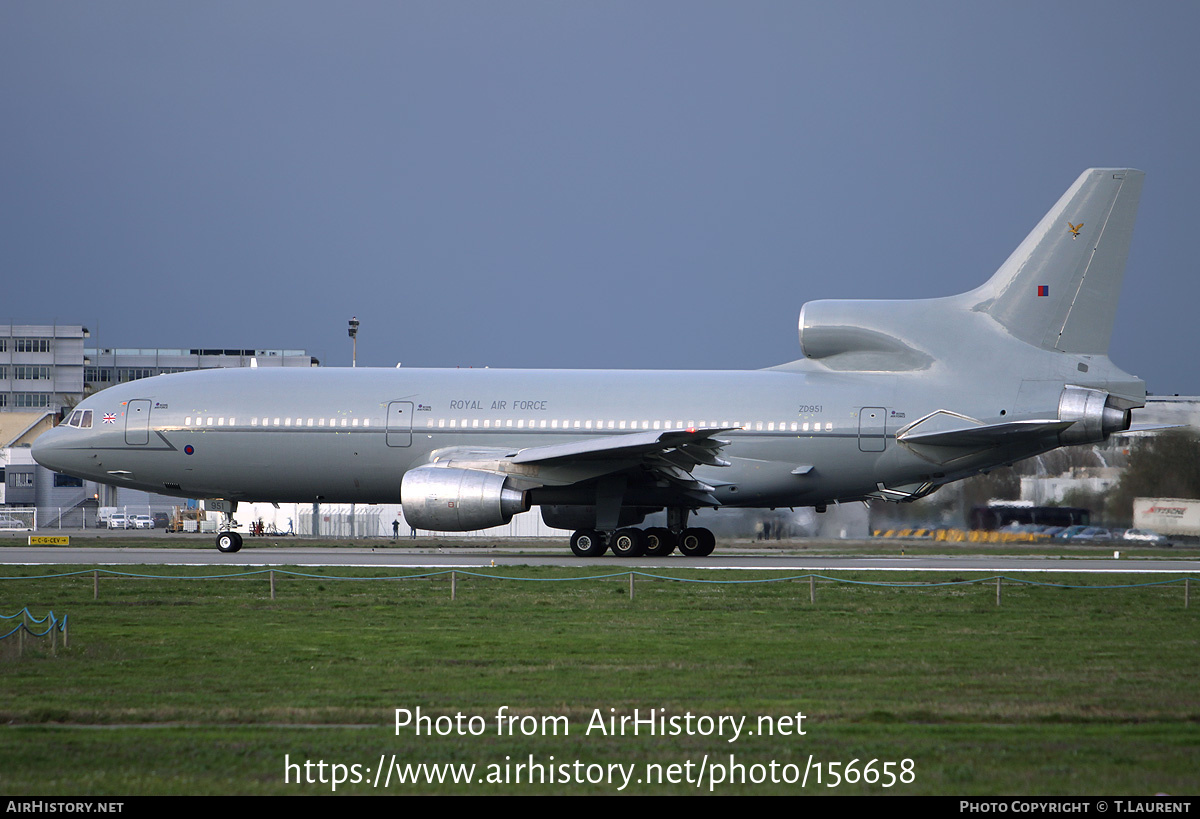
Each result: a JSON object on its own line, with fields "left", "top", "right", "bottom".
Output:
{"left": 896, "top": 411, "right": 1073, "bottom": 448}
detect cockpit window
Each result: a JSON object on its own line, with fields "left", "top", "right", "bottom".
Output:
{"left": 63, "top": 409, "right": 93, "bottom": 429}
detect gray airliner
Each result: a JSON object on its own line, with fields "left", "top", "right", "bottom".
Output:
{"left": 33, "top": 169, "right": 1147, "bottom": 556}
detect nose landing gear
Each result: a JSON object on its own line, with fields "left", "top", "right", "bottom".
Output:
{"left": 210, "top": 499, "right": 242, "bottom": 553}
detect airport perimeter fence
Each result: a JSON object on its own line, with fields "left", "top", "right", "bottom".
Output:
{"left": 0, "top": 607, "right": 68, "bottom": 656}
{"left": 1, "top": 568, "right": 1196, "bottom": 609}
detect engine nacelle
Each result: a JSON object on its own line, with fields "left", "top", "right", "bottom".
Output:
{"left": 1057, "top": 386, "right": 1131, "bottom": 445}
{"left": 797, "top": 300, "right": 933, "bottom": 371}
{"left": 401, "top": 466, "right": 529, "bottom": 532}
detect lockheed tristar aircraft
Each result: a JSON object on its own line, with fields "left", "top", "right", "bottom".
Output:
{"left": 34, "top": 169, "right": 1147, "bottom": 557}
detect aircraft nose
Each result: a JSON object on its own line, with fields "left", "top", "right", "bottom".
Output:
{"left": 31, "top": 427, "right": 73, "bottom": 473}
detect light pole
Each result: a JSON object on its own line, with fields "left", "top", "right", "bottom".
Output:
{"left": 346, "top": 316, "right": 361, "bottom": 538}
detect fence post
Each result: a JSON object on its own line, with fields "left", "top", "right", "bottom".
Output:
{"left": 451, "top": 571, "right": 456, "bottom": 601}
{"left": 996, "top": 576, "right": 1002, "bottom": 607}
{"left": 629, "top": 572, "right": 634, "bottom": 601}
{"left": 51, "top": 615, "right": 57, "bottom": 656}
{"left": 810, "top": 575, "right": 815, "bottom": 604}
{"left": 270, "top": 570, "right": 275, "bottom": 600}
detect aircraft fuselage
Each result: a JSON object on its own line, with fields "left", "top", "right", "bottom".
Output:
{"left": 32, "top": 362, "right": 1075, "bottom": 510}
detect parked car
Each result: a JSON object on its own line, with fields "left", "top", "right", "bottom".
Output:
{"left": 0, "top": 514, "right": 32, "bottom": 531}
{"left": 1121, "top": 528, "right": 1172, "bottom": 546}
{"left": 132, "top": 514, "right": 154, "bottom": 529}
{"left": 108, "top": 513, "right": 132, "bottom": 529}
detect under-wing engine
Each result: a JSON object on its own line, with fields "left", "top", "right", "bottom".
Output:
{"left": 400, "top": 466, "right": 530, "bottom": 531}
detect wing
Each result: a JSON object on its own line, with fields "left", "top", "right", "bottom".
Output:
{"left": 423, "top": 427, "right": 735, "bottom": 505}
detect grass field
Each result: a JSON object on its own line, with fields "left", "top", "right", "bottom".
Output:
{"left": 1, "top": 562, "right": 1198, "bottom": 794}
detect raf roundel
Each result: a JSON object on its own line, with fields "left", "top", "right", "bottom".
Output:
{"left": 184, "top": 445, "right": 194, "bottom": 455}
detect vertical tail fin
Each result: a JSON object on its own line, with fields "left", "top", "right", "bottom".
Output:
{"left": 963, "top": 168, "right": 1143, "bottom": 354}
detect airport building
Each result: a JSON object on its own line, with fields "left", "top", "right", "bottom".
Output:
{"left": 83, "top": 345, "right": 317, "bottom": 399}
{"left": 0, "top": 324, "right": 87, "bottom": 414}
{"left": 1, "top": 323, "right": 317, "bottom": 416}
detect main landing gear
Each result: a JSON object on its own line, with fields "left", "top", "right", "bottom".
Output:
{"left": 568, "top": 526, "right": 715, "bottom": 558}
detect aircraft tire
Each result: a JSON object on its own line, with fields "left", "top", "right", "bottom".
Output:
{"left": 678, "top": 527, "right": 715, "bottom": 557}
{"left": 643, "top": 527, "right": 676, "bottom": 556}
{"left": 216, "top": 532, "right": 243, "bottom": 553}
{"left": 570, "top": 529, "right": 607, "bottom": 557}
{"left": 609, "top": 528, "right": 646, "bottom": 558}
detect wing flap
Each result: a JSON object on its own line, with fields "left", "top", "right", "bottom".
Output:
{"left": 511, "top": 427, "right": 735, "bottom": 467}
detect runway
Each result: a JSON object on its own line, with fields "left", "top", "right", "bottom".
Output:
{"left": 2, "top": 544, "right": 1198, "bottom": 574}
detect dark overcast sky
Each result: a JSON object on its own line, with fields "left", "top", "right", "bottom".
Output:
{"left": 3, "top": 2, "right": 1197, "bottom": 394}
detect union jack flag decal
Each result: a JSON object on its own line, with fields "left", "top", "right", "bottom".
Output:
{"left": 102, "top": 413, "right": 116, "bottom": 424}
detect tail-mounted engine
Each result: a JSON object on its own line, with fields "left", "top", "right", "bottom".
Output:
{"left": 1057, "top": 386, "right": 1131, "bottom": 445}
{"left": 400, "top": 466, "right": 529, "bottom": 531}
